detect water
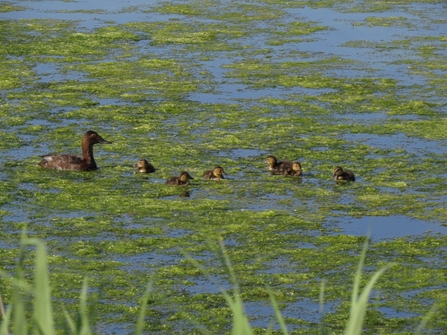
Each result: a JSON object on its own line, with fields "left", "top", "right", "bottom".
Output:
{"left": 339, "top": 215, "right": 447, "bottom": 240}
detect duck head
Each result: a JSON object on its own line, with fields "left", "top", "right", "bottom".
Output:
{"left": 292, "top": 162, "right": 303, "bottom": 174}
{"left": 332, "top": 166, "right": 343, "bottom": 178}
{"left": 134, "top": 159, "right": 151, "bottom": 172}
{"left": 179, "top": 171, "right": 194, "bottom": 182}
{"left": 213, "top": 166, "right": 226, "bottom": 178}
{"left": 83, "top": 130, "right": 112, "bottom": 145}
{"left": 265, "top": 155, "right": 277, "bottom": 167}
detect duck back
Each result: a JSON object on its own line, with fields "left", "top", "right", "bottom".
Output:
{"left": 166, "top": 177, "right": 190, "bottom": 186}
{"left": 38, "top": 154, "right": 96, "bottom": 171}
{"left": 270, "top": 160, "right": 293, "bottom": 175}
{"left": 202, "top": 166, "right": 225, "bottom": 180}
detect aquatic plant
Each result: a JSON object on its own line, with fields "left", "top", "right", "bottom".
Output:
{"left": 1, "top": 234, "right": 433, "bottom": 335}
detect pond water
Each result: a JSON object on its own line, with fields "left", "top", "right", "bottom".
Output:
{"left": 1, "top": 0, "right": 447, "bottom": 334}
{"left": 338, "top": 215, "right": 447, "bottom": 240}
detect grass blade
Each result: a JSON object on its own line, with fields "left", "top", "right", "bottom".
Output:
{"left": 62, "top": 307, "right": 77, "bottom": 334}
{"left": 22, "top": 238, "right": 54, "bottom": 335}
{"left": 135, "top": 283, "right": 152, "bottom": 335}
{"left": 319, "top": 279, "right": 327, "bottom": 335}
{"left": 78, "top": 278, "right": 91, "bottom": 335}
{"left": 415, "top": 303, "right": 437, "bottom": 334}
{"left": 0, "top": 300, "right": 12, "bottom": 335}
{"left": 344, "top": 239, "right": 393, "bottom": 335}
{"left": 267, "top": 287, "right": 288, "bottom": 335}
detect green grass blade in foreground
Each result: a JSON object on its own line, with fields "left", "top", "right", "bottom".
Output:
{"left": 78, "top": 278, "right": 91, "bottom": 335}
{"left": 267, "top": 287, "right": 288, "bottom": 335}
{"left": 0, "top": 301, "right": 12, "bottom": 335}
{"left": 12, "top": 282, "right": 26, "bottom": 335}
{"left": 62, "top": 307, "right": 77, "bottom": 334}
{"left": 182, "top": 238, "right": 253, "bottom": 335}
{"left": 135, "top": 283, "right": 152, "bottom": 335}
{"left": 319, "top": 279, "right": 328, "bottom": 335}
{"left": 415, "top": 303, "right": 437, "bottom": 334}
{"left": 22, "top": 237, "right": 55, "bottom": 335}
{"left": 14, "top": 233, "right": 28, "bottom": 335}
{"left": 344, "top": 240, "right": 393, "bottom": 335}
{"left": 62, "top": 278, "right": 93, "bottom": 335}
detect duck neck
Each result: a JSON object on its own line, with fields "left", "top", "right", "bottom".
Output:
{"left": 82, "top": 139, "right": 97, "bottom": 168}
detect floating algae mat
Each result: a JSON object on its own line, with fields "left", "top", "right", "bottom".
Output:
{"left": 1, "top": 0, "right": 447, "bottom": 333}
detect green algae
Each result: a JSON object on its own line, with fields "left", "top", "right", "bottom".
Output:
{"left": 153, "top": 1, "right": 285, "bottom": 22}
{"left": 354, "top": 16, "right": 415, "bottom": 28}
{"left": 0, "top": 3, "right": 26, "bottom": 12}
{"left": 0, "top": 19, "right": 139, "bottom": 61}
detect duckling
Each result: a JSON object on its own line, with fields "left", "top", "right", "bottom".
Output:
{"left": 285, "top": 161, "right": 303, "bottom": 177}
{"left": 166, "top": 171, "right": 194, "bottom": 186}
{"left": 332, "top": 166, "right": 355, "bottom": 182}
{"left": 38, "top": 130, "right": 111, "bottom": 171}
{"left": 265, "top": 155, "right": 293, "bottom": 175}
{"left": 202, "top": 166, "right": 226, "bottom": 180}
{"left": 134, "top": 159, "right": 156, "bottom": 173}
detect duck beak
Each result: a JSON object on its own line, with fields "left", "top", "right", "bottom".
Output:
{"left": 98, "top": 135, "right": 112, "bottom": 144}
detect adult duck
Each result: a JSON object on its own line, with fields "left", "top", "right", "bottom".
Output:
{"left": 265, "top": 155, "right": 293, "bottom": 175}
{"left": 202, "top": 166, "right": 226, "bottom": 180}
{"left": 332, "top": 166, "right": 355, "bottom": 182}
{"left": 38, "top": 130, "right": 111, "bottom": 171}
{"left": 166, "top": 171, "right": 194, "bottom": 186}
{"left": 134, "top": 159, "right": 156, "bottom": 173}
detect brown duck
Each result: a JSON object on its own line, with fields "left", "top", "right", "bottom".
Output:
{"left": 265, "top": 155, "right": 293, "bottom": 175}
{"left": 285, "top": 161, "right": 303, "bottom": 177}
{"left": 134, "top": 159, "right": 156, "bottom": 173}
{"left": 202, "top": 166, "right": 226, "bottom": 180}
{"left": 166, "top": 171, "right": 194, "bottom": 186}
{"left": 38, "top": 130, "right": 111, "bottom": 171}
{"left": 332, "top": 166, "right": 355, "bottom": 182}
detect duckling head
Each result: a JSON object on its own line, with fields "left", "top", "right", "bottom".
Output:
{"left": 179, "top": 171, "right": 194, "bottom": 182}
{"left": 135, "top": 159, "right": 148, "bottom": 168}
{"left": 265, "top": 155, "right": 277, "bottom": 167}
{"left": 213, "top": 166, "right": 226, "bottom": 177}
{"left": 332, "top": 166, "right": 343, "bottom": 177}
{"left": 292, "top": 162, "right": 303, "bottom": 174}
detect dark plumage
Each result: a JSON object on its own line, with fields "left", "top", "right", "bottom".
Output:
{"left": 332, "top": 166, "right": 355, "bottom": 182}
{"left": 285, "top": 162, "right": 303, "bottom": 177}
{"left": 265, "top": 155, "right": 293, "bottom": 175}
{"left": 38, "top": 130, "right": 111, "bottom": 171}
{"left": 134, "top": 159, "right": 156, "bottom": 173}
{"left": 166, "top": 171, "right": 194, "bottom": 186}
{"left": 202, "top": 166, "right": 226, "bottom": 180}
